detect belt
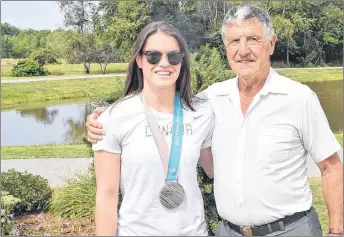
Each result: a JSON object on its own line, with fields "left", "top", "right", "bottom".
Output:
{"left": 223, "top": 208, "right": 311, "bottom": 236}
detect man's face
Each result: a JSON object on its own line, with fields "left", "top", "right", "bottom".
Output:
{"left": 224, "top": 19, "right": 277, "bottom": 80}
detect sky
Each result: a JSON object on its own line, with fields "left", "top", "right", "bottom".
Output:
{"left": 1, "top": 1, "right": 65, "bottom": 31}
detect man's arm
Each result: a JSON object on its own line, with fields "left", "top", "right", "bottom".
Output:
{"left": 94, "top": 151, "right": 121, "bottom": 236}
{"left": 86, "top": 107, "right": 106, "bottom": 143}
{"left": 199, "top": 147, "right": 214, "bottom": 177}
{"left": 317, "top": 152, "right": 343, "bottom": 236}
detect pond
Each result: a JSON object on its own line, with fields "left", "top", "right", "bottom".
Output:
{"left": 1, "top": 99, "right": 93, "bottom": 146}
{"left": 1, "top": 80, "right": 342, "bottom": 146}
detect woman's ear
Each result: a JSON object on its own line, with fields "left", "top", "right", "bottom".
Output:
{"left": 136, "top": 56, "right": 143, "bottom": 69}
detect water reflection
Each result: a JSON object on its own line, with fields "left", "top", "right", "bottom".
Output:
{"left": 304, "top": 80, "right": 343, "bottom": 133}
{"left": 18, "top": 108, "right": 59, "bottom": 125}
{"left": 1, "top": 100, "right": 93, "bottom": 146}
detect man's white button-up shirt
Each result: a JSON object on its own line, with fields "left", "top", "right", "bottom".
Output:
{"left": 200, "top": 68, "right": 341, "bottom": 226}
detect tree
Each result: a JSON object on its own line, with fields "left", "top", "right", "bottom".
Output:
{"left": 1, "top": 23, "right": 20, "bottom": 36}
{"left": 272, "top": 15, "right": 296, "bottom": 66}
{"left": 105, "top": 1, "right": 150, "bottom": 61}
{"left": 92, "top": 33, "right": 121, "bottom": 74}
{"left": 1, "top": 35, "right": 14, "bottom": 58}
{"left": 58, "top": 0, "right": 95, "bottom": 33}
{"left": 58, "top": 0, "right": 96, "bottom": 73}
{"left": 63, "top": 31, "right": 95, "bottom": 73}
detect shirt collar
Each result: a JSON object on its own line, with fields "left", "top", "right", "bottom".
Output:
{"left": 214, "top": 67, "right": 290, "bottom": 97}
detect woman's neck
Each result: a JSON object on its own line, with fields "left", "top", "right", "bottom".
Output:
{"left": 142, "top": 86, "right": 176, "bottom": 113}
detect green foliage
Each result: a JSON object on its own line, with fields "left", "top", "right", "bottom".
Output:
{"left": 320, "top": 3, "right": 344, "bottom": 45}
{"left": 190, "top": 45, "right": 235, "bottom": 93}
{"left": 30, "top": 49, "right": 58, "bottom": 65}
{"left": 1, "top": 169, "right": 52, "bottom": 214}
{"left": 1, "top": 191, "right": 21, "bottom": 236}
{"left": 197, "top": 166, "right": 220, "bottom": 235}
{"left": 106, "top": 1, "right": 150, "bottom": 61}
{"left": 3, "top": 1, "right": 343, "bottom": 66}
{"left": 11, "top": 60, "right": 48, "bottom": 77}
{"left": 48, "top": 170, "right": 96, "bottom": 219}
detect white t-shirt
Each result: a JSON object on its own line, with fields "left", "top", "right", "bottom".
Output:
{"left": 92, "top": 94, "right": 214, "bottom": 236}
{"left": 200, "top": 68, "right": 341, "bottom": 226}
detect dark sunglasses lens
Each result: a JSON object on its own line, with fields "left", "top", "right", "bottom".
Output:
{"left": 168, "top": 52, "right": 183, "bottom": 65}
{"left": 146, "top": 52, "right": 162, "bottom": 64}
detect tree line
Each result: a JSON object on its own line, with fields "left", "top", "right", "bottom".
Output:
{"left": 2, "top": 0, "right": 343, "bottom": 73}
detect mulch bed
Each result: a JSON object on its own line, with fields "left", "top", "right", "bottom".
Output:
{"left": 12, "top": 212, "right": 95, "bottom": 236}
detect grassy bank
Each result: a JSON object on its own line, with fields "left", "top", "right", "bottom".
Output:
{"left": 3, "top": 132, "right": 342, "bottom": 160}
{"left": 1, "top": 144, "right": 92, "bottom": 159}
{"left": 276, "top": 69, "right": 342, "bottom": 83}
{"left": 1, "top": 77, "right": 125, "bottom": 108}
{"left": 334, "top": 132, "right": 343, "bottom": 146}
{"left": 1, "top": 62, "right": 128, "bottom": 80}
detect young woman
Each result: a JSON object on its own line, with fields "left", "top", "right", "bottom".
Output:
{"left": 92, "top": 21, "right": 214, "bottom": 236}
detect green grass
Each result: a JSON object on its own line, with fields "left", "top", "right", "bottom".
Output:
{"left": 276, "top": 69, "right": 342, "bottom": 83}
{"left": 1, "top": 144, "right": 92, "bottom": 159}
{"left": 309, "top": 177, "right": 328, "bottom": 236}
{"left": 334, "top": 131, "right": 343, "bottom": 146}
{"left": 1, "top": 77, "right": 125, "bottom": 108}
{"left": 1, "top": 62, "right": 128, "bottom": 80}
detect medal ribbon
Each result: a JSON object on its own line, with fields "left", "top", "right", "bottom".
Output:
{"left": 142, "top": 93, "right": 183, "bottom": 182}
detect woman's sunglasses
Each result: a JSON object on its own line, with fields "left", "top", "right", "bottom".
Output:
{"left": 142, "top": 51, "right": 184, "bottom": 65}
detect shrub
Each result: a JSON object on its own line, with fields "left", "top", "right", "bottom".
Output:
{"left": 11, "top": 60, "right": 48, "bottom": 77}
{"left": 1, "top": 191, "right": 21, "bottom": 236}
{"left": 49, "top": 138, "right": 123, "bottom": 220}
{"left": 197, "top": 167, "right": 221, "bottom": 235}
{"left": 30, "top": 49, "right": 58, "bottom": 65}
{"left": 190, "top": 44, "right": 235, "bottom": 94}
{"left": 48, "top": 169, "right": 96, "bottom": 219}
{"left": 1, "top": 169, "right": 52, "bottom": 214}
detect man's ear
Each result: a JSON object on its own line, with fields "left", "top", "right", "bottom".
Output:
{"left": 136, "top": 56, "right": 143, "bottom": 68}
{"left": 269, "top": 33, "right": 277, "bottom": 55}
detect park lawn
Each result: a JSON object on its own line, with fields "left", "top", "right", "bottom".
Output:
{"left": 334, "top": 131, "right": 343, "bottom": 146}
{"left": 1, "top": 62, "right": 128, "bottom": 80}
{"left": 276, "top": 69, "right": 342, "bottom": 83}
{"left": 3, "top": 132, "right": 341, "bottom": 160}
{"left": 1, "top": 76, "right": 125, "bottom": 108}
{"left": 1, "top": 144, "right": 92, "bottom": 159}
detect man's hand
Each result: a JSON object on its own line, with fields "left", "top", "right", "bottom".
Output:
{"left": 86, "top": 107, "right": 106, "bottom": 143}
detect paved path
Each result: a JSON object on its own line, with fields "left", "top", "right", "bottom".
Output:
{"left": 1, "top": 73, "right": 126, "bottom": 84}
{"left": 1, "top": 158, "right": 93, "bottom": 187}
{"left": 1, "top": 67, "right": 342, "bottom": 84}
{"left": 1, "top": 148, "right": 342, "bottom": 187}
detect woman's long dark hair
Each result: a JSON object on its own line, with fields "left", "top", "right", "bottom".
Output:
{"left": 118, "top": 21, "right": 195, "bottom": 111}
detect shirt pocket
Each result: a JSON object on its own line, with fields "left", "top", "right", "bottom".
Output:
{"left": 258, "top": 125, "right": 293, "bottom": 164}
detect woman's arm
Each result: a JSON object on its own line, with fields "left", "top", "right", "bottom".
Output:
{"left": 94, "top": 150, "right": 121, "bottom": 236}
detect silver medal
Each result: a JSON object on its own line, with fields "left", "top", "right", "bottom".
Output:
{"left": 159, "top": 182, "right": 185, "bottom": 209}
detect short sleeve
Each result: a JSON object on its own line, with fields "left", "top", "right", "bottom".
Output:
{"left": 300, "top": 88, "right": 341, "bottom": 163}
{"left": 92, "top": 107, "right": 122, "bottom": 154}
{"left": 201, "top": 103, "right": 215, "bottom": 149}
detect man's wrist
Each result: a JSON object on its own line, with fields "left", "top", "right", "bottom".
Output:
{"left": 328, "top": 228, "right": 343, "bottom": 235}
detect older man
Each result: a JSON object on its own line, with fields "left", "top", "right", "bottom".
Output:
{"left": 86, "top": 4, "right": 342, "bottom": 236}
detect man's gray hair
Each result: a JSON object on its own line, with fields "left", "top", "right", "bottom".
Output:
{"left": 221, "top": 4, "right": 274, "bottom": 43}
